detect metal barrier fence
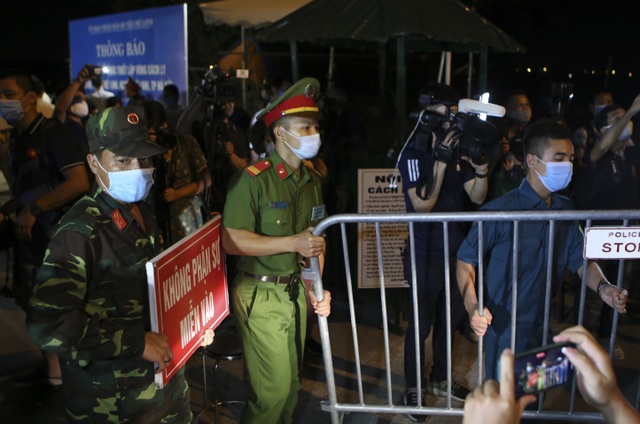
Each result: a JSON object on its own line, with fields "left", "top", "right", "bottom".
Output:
{"left": 308, "top": 209, "right": 640, "bottom": 423}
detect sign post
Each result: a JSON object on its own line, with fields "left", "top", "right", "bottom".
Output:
{"left": 146, "top": 215, "right": 229, "bottom": 388}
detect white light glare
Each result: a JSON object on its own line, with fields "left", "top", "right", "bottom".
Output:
{"left": 479, "top": 92, "right": 490, "bottom": 121}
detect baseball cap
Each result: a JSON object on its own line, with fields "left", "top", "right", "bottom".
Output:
{"left": 257, "top": 77, "right": 322, "bottom": 128}
{"left": 85, "top": 106, "right": 167, "bottom": 157}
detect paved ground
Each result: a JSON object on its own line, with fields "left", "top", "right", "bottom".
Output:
{"left": 1, "top": 172, "right": 639, "bottom": 423}
{"left": 1, "top": 274, "right": 639, "bottom": 424}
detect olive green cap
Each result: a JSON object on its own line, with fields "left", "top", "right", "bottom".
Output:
{"left": 85, "top": 106, "right": 166, "bottom": 157}
{"left": 257, "top": 77, "right": 322, "bottom": 128}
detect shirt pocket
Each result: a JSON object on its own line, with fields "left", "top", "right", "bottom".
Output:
{"left": 519, "top": 233, "right": 545, "bottom": 274}
{"left": 260, "top": 205, "right": 293, "bottom": 236}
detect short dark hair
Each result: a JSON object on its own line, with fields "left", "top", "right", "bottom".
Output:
{"left": 523, "top": 119, "right": 571, "bottom": 160}
{"left": 163, "top": 84, "right": 179, "bottom": 98}
{"left": 91, "top": 75, "right": 103, "bottom": 90}
{"left": 143, "top": 100, "right": 168, "bottom": 128}
{"left": 268, "top": 115, "right": 295, "bottom": 141}
{"left": 0, "top": 69, "right": 35, "bottom": 94}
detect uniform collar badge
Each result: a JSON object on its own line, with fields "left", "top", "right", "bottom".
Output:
{"left": 111, "top": 209, "right": 127, "bottom": 231}
{"left": 276, "top": 162, "right": 288, "bottom": 180}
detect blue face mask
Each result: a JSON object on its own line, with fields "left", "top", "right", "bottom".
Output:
{"left": 95, "top": 157, "right": 155, "bottom": 203}
{"left": 0, "top": 96, "right": 29, "bottom": 124}
{"left": 535, "top": 157, "right": 573, "bottom": 192}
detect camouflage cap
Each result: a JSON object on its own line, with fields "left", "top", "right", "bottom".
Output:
{"left": 85, "top": 106, "right": 167, "bottom": 157}
{"left": 257, "top": 77, "right": 322, "bottom": 128}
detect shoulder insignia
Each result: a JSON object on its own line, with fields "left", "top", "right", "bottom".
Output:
{"left": 245, "top": 159, "right": 272, "bottom": 177}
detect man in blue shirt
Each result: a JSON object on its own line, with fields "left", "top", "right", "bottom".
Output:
{"left": 456, "top": 119, "right": 629, "bottom": 380}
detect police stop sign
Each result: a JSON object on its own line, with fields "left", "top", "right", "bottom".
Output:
{"left": 584, "top": 227, "right": 640, "bottom": 259}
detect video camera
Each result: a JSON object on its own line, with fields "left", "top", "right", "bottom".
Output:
{"left": 409, "top": 97, "right": 505, "bottom": 165}
{"left": 200, "top": 65, "right": 231, "bottom": 96}
{"left": 199, "top": 65, "right": 235, "bottom": 118}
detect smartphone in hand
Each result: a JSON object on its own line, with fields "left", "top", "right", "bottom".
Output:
{"left": 513, "top": 342, "right": 576, "bottom": 398}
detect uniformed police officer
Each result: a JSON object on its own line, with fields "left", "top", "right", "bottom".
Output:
{"left": 221, "top": 77, "right": 332, "bottom": 424}
{"left": 28, "top": 106, "right": 213, "bottom": 423}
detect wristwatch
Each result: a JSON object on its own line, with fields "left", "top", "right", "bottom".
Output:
{"left": 597, "top": 280, "right": 613, "bottom": 296}
{"left": 28, "top": 201, "right": 43, "bottom": 217}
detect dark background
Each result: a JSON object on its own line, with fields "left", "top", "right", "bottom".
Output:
{"left": 2, "top": 0, "right": 639, "bottom": 128}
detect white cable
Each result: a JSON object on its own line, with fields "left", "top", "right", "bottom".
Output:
{"left": 389, "top": 109, "right": 426, "bottom": 189}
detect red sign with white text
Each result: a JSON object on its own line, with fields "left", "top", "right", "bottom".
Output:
{"left": 146, "top": 215, "right": 229, "bottom": 388}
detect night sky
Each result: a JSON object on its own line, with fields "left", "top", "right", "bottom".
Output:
{"left": 2, "top": 0, "right": 639, "bottom": 109}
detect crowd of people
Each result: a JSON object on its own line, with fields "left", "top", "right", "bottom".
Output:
{"left": 0, "top": 62, "right": 638, "bottom": 424}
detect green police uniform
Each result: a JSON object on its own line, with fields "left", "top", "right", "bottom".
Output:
{"left": 223, "top": 151, "right": 325, "bottom": 424}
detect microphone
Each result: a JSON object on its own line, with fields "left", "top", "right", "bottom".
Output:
{"left": 458, "top": 99, "right": 506, "bottom": 117}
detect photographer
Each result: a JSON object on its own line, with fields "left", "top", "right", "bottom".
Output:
{"left": 486, "top": 117, "right": 526, "bottom": 202}
{"left": 398, "top": 83, "right": 493, "bottom": 416}
{"left": 176, "top": 67, "right": 249, "bottom": 214}
{"left": 144, "top": 100, "right": 211, "bottom": 247}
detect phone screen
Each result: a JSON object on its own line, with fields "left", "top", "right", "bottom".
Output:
{"left": 513, "top": 342, "right": 575, "bottom": 398}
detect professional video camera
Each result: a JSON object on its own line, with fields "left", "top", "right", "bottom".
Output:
{"left": 199, "top": 65, "right": 236, "bottom": 119}
{"left": 196, "top": 66, "right": 245, "bottom": 214}
{"left": 409, "top": 96, "right": 505, "bottom": 166}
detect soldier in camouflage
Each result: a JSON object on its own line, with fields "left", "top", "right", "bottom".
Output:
{"left": 28, "top": 106, "right": 201, "bottom": 423}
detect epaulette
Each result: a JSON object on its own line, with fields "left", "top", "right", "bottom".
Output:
{"left": 244, "top": 159, "right": 272, "bottom": 177}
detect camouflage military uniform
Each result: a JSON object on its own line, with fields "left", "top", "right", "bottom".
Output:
{"left": 223, "top": 150, "right": 325, "bottom": 424}
{"left": 28, "top": 186, "right": 191, "bottom": 423}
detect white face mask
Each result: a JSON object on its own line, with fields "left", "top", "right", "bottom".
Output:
{"left": 602, "top": 121, "right": 633, "bottom": 141}
{"left": 95, "top": 156, "right": 154, "bottom": 203}
{"left": 281, "top": 127, "right": 321, "bottom": 159}
{"left": 69, "top": 100, "right": 89, "bottom": 118}
{"left": 535, "top": 157, "right": 573, "bottom": 192}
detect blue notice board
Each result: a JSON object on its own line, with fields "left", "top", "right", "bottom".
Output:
{"left": 69, "top": 4, "right": 188, "bottom": 104}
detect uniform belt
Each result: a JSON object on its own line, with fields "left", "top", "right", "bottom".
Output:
{"left": 242, "top": 271, "right": 295, "bottom": 285}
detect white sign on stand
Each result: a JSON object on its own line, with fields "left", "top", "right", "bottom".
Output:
{"left": 584, "top": 227, "right": 640, "bottom": 259}
{"left": 357, "top": 169, "right": 407, "bottom": 289}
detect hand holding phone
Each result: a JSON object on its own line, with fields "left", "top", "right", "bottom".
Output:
{"left": 513, "top": 342, "right": 576, "bottom": 398}
{"left": 463, "top": 348, "right": 535, "bottom": 424}
{"left": 553, "top": 326, "right": 640, "bottom": 424}
{"left": 87, "top": 65, "right": 101, "bottom": 77}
